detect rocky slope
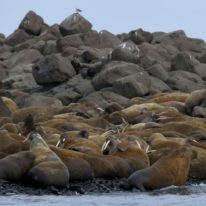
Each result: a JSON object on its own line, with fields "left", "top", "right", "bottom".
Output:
{"left": 0, "top": 10, "right": 206, "bottom": 110}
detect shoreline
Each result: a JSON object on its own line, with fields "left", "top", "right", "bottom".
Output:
{"left": 0, "top": 178, "right": 204, "bottom": 196}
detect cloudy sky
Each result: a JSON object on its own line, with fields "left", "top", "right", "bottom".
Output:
{"left": 0, "top": 0, "right": 205, "bottom": 40}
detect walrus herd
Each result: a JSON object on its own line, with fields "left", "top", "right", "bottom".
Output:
{"left": 1, "top": 11, "right": 206, "bottom": 193}
{"left": 0, "top": 89, "right": 206, "bottom": 192}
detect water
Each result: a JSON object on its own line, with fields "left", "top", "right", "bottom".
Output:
{"left": 1, "top": 184, "right": 206, "bottom": 206}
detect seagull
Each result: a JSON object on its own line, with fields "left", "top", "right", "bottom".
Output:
{"left": 75, "top": 8, "right": 82, "bottom": 13}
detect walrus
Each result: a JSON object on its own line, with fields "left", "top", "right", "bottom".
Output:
{"left": 0, "top": 151, "right": 34, "bottom": 181}
{"left": 121, "top": 147, "right": 195, "bottom": 191}
{"left": 26, "top": 132, "right": 70, "bottom": 188}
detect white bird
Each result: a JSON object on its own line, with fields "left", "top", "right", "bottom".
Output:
{"left": 75, "top": 8, "right": 82, "bottom": 13}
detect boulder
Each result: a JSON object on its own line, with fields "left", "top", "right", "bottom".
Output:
{"left": 167, "top": 70, "right": 205, "bottom": 92}
{"left": 92, "top": 61, "right": 143, "bottom": 90}
{"left": 146, "top": 63, "right": 169, "bottom": 81}
{"left": 0, "top": 97, "right": 11, "bottom": 117}
{"left": 0, "top": 62, "right": 8, "bottom": 82}
{"left": 4, "top": 49, "right": 42, "bottom": 71}
{"left": 19, "top": 10, "right": 44, "bottom": 35}
{"left": 4, "top": 29, "right": 30, "bottom": 47}
{"left": 17, "top": 94, "right": 63, "bottom": 108}
{"left": 113, "top": 71, "right": 151, "bottom": 98}
{"left": 128, "top": 28, "right": 153, "bottom": 44}
{"left": 0, "top": 45, "right": 12, "bottom": 60}
{"left": 110, "top": 41, "right": 140, "bottom": 63}
{"left": 171, "top": 52, "right": 206, "bottom": 79}
{"left": 60, "top": 13, "right": 92, "bottom": 36}
{"left": 192, "top": 106, "right": 206, "bottom": 118}
{"left": 149, "top": 76, "right": 172, "bottom": 94}
{"left": 98, "top": 30, "right": 122, "bottom": 48}
{"left": 32, "top": 54, "right": 76, "bottom": 85}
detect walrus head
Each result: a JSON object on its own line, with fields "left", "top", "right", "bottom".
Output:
{"left": 101, "top": 135, "right": 121, "bottom": 155}
{"left": 25, "top": 132, "right": 49, "bottom": 150}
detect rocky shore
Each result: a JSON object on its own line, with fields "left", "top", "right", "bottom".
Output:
{"left": 1, "top": 10, "right": 206, "bottom": 195}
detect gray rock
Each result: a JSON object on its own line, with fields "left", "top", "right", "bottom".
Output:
{"left": 98, "top": 30, "right": 122, "bottom": 48}
{"left": 171, "top": 52, "right": 206, "bottom": 79}
{"left": 0, "top": 45, "right": 12, "bottom": 60}
{"left": 55, "top": 89, "right": 82, "bottom": 105}
{"left": 128, "top": 28, "right": 153, "bottom": 44}
{"left": 110, "top": 41, "right": 140, "bottom": 64}
{"left": 192, "top": 106, "right": 206, "bottom": 118}
{"left": 139, "top": 42, "right": 177, "bottom": 69}
{"left": 32, "top": 54, "right": 76, "bottom": 85}
{"left": 146, "top": 64, "right": 169, "bottom": 81}
{"left": 1, "top": 73, "right": 39, "bottom": 90}
{"left": 79, "top": 90, "right": 131, "bottom": 109}
{"left": 4, "top": 29, "right": 30, "bottom": 47}
{"left": 0, "top": 97, "right": 11, "bottom": 117}
{"left": 113, "top": 71, "right": 151, "bottom": 98}
{"left": 149, "top": 76, "right": 172, "bottom": 94}
{"left": 92, "top": 61, "right": 143, "bottom": 90}
{"left": 18, "top": 94, "right": 63, "bottom": 108}
{"left": 19, "top": 10, "right": 44, "bottom": 35}
{"left": 167, "top": 70, "right": 205, "bottom": 92}
{"left": 4, "top": 49, "right": 42, "bottom": 71}
{"left": 198, "top": 52, "right": 206, "bottom": 63}
{"left": 0, "top": 62, "right": 8, "bottom": 81}
{"left": 50, "top": 75, "right": 94, "bottom": 98}
{"left": 60, "top": 13, "right": 92, "bottom": 36}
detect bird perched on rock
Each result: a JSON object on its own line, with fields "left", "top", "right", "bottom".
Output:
{"left": 75, "top": 8, "right": 82, "bottom": 13}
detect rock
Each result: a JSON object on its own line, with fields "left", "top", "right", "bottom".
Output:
{"left": 55, "top": 89, "right": 82, "bottom": 105}
{"left": 1, "top": 73, "right": 39, "bottom": 91}
{"left": 171, "top": 52, "right": 206, "bottom": 79}
{"left": 139, "top": 42, "right": 177, "bottom": 69}
{"left": 185, "top": 89, "right": 206, "bottom": 114}
{"left": 50, "top": 74, "right": 94, "bottom": 98}
{"left": 32, "top": 54, "right": 76, "bottom": 85}
{"left": 79, "top": 90, "right": 131, "bottom": 109}
{"left": 60, "top": 13, "right": 92, "bottom": 36}
{"left": 0, "top": 97, "right": 11, "bottom": 117}
{"left": 92, "top": 61, "right": 143, "bottom": 90}
{"left": 152, "top": 30, "right": 206, "bottom": 53}
{"left": 0, "top": 45, "right": 12, "bottom": 60}
{"left": 0, "top": 62, "right": 8, "bottom": 82}
{"left": 17, "top": 94, "right": 63, "bottom": 108}
{"left": 39, "top": 24, "right": 62, "bottom": 41}
{"left": 113, "top": 71, "right": 151, "bottom": 98}
{"left": 146, "top": 63, "right": 169, "bottom": 81}
{"left": 4, "top": 49, "right": 42, "bottom": 71}
{"left": 167, "top": 70, "right": 205, "bottom": 92}
{"left": 149, "top": 76, "right": 172, "bottom": 94}
{"left": 19, "top": 10, "right": 44, "bottom": 35}
{"left": 128, "top": 28, "right": 153, "bottom": 44}
{"left": 110, "top": 41, "right": 140, "bottom": 64}
{"left": 98, "top": 30, "right": 122, "bottom": 48}
{"left": 4, "top": 29, "right": 30, "bottom": 47}
{"left": 192, "top": 106, "right": 206, "bottom": 118}
{"left": 198, "top": 52, "right": 206, "bottom": 64}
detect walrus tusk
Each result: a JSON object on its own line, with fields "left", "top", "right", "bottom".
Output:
{"left": 101, "top": 140, "right": 110, "bottom": 152}
{"left": 56, "top": 140, "right": 61, "bottom": 147}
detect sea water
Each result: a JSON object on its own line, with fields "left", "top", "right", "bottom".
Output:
{"left": 0, "top": 184, "right": 206, "bottom": 206}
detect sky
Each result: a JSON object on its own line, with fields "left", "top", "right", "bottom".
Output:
{"left": 0, "top": 0, "right": 206, "bottom": 41}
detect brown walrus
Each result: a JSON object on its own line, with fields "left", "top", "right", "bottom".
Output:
{"left": 26, "top": 132, "right": 69, "bottom": 188}
{"left": 121, "top": 147, "right": 195, "bottom": 191}
{"left": 0, "top": 151, "right": 34, "bottom": 181}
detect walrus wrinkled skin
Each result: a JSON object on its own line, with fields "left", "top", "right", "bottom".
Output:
{"left": 0, "top": 151, "right": 34, "bottom": 181}
{"left": 27, "top": 132, "right": 69, "bottom": 188}
{"left": 121, "top": 147, "right": 194, "bottom": 191}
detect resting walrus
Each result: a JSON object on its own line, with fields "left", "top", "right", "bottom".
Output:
{"left": 121, "top": 147, "right": 195, "bottom": 191}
